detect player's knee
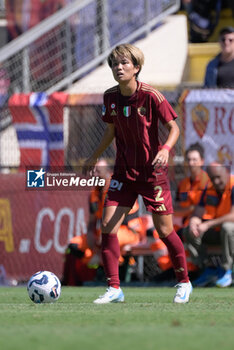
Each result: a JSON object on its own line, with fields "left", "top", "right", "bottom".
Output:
{"left": 156, "top": 224, "right": 173, "bottom": 238}
{"left": 152, "top": 214, "right": 174, "bottom": 238}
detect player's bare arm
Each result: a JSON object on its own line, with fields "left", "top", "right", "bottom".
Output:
{"left": 152, "top": 119, "right": 180, "bottom": 167}
{"left": 83, "top": 123, "right": 115, "bottom": 174}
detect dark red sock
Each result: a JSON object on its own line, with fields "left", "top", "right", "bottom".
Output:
{"left": 101, "top": 233, "right": 120, "bottom": 288}
{"left": 161, "top": 230, "right": 189, "bottom": 283}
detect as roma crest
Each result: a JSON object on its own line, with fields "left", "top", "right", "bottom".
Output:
{"left": 137, "top": 106, "right": 146, "bottom": 117}
{"left": 191, "top": 104, "right": 209, "bottom": 138}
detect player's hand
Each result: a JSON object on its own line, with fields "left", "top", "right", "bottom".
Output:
{"left": 83, "top": 156, "right": 98, "bottom": 176}
{"left": 152, "top": 149, "right": 169, "bottom": 169}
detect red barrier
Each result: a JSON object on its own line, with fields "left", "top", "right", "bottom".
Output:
{"left": 0, "top": 174, "right": 90, "bottom": 282}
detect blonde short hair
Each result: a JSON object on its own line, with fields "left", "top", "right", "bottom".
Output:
{"left": 107, "top": 44, "right": 144, "bottom": 78}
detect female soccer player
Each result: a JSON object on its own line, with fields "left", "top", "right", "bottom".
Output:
{"left": 84, "top": 44, "right": 192, "bottom": 303}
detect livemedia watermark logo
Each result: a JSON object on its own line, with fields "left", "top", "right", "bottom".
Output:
{"left": 27, "top": 168, "right": 45, "bottom": 188}
{"left": 26, "top": 168, "right": 106, "bottom": 190}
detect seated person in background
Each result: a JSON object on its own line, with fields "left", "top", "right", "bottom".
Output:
{"left": 183, "top": 163, "right": 234, "bottom": 287}
{"left": 62, "top": 159, "right": 110, "bottom": 286}
{"left": 62, "top": 235, "right": 96, "bottom": 286}
{"left": 174, "top": 142, "right": 210, "bottom": 236}
{"left": 62, "top": 159, "right": 146, "bottom": 285}
{"left": 174, "top": 143, "right": 210, "bottom": 274}
{"left": 204, "top": 26, "right": 234, "bottom": 88}
{"left": 183, "top": 0, "right": 222, "bottom": 43}
{"left": 141, "top": 214, "right": 172, "bottom": 273}
{"left": 117, "top": 200, "right": 145, "bottom": 264}
{"left": 0, "top": 66, "right": 10, "bottom": 107}
{"left": 87, "top": 160, "right": 145, "bottom": 268}
{"left": 86, "top": 159, "right": 111, "bottom": 258}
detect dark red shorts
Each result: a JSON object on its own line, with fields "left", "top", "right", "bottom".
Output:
{"left": 104, "top": 175, "right": 174, "bottom": 215}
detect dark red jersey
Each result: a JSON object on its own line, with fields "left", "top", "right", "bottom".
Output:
{"left": 102, "top": 81, "right": 177, "bottom": 181}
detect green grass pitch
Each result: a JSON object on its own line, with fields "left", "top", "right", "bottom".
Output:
{"left": 0, "top": 286, "right": 234, "bottom": 350}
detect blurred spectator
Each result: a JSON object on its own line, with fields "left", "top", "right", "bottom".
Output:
{"left": 173, "top": 142, "right": 210, "bottom": 275}
{"left": 62, "top": 159, "right": 146, "bottom": 285}
{"left": 0, "top": 65, "right": 10, "bottom": 107}
{"left": 5, "top": 0, "right": 64, "bottom": 41}
{"left": 62, "top": 158, "right": 111, "bottom": 286}
{"left": 87, "top": 158, "right": 146, "bottom": 271}
{"left": 181, "top": 0, "right": 193, "bottom": 15}
{"left": 174, "top": 142, "right": 210, "bottom": 236}
{"left": 62, "top": 158, "right": 171, "bottom": 285}
{"left": 204, "top": 26, "right": 234, "bottom": 88}
{"left": 62, "top": 234, "right": 97, "bottom": 286}
{"left": 183, "top": 163, "right": 234, "bottom": 287}
{"left": 140, "top": 214, "right": 172, "bottom": 273}
{"left": 86, "top": 158, "right": 111, "bottom": 260}
{"left": 0, "top": 65, "right": 10, "bottom": 131}
{"left": 5, "top": 0, "right": 65, "bottom": 89}
{"left": 116, "top": 201, "right": 145, "bottom": 263}
{"left": 184, "top": 0, "right": 222, "bottom": 43}
{"left": 5, "top": 0, "right": 23, "bottom": 41}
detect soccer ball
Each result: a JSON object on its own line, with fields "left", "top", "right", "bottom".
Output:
{"left": 27, "top": 271, "right": 61, "bottom": 304}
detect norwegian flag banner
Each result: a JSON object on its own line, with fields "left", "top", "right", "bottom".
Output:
{"left": 9, "top": 92, "right": 68, "bottom": 168}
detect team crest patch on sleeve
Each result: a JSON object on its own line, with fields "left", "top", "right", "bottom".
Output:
{"left": 123, "top": 106, "right": 131, "bottom": 117}
{"left": 137, "top": 106, "right": 146, "bottom": 116}
{"left": 102, "top": 105, "right": 106, "bottom": 116}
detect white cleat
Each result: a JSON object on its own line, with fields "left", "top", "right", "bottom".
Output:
{"left": 173, "top": 281, "right": 193, "bottom": 304}
{"left": 93, "top": 287, "right": 125, "bottom": 304}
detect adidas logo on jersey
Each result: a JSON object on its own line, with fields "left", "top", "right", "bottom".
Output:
{"left": 111, "top": 110, "right": 117, "bottom": 116}
{"left": 156, "top": 204, "right": 166, "bottom": 212}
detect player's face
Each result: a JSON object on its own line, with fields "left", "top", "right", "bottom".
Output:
{"left": 111, "top": 55, "right": 139, "bottom": 84}
{"left": 186, "top": 150, "right": 204, "bottom": 175}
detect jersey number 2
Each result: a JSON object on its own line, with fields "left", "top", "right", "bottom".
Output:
{"left": 154, "top": 186, "right": 164, "bottom": 202}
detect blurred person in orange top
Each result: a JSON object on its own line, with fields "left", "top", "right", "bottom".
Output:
{"left": 141, "top": 214, "right": 172, "bottom": 273}
{"left": 174, "top": 142, "right": 210, "bottom": 275}
{"left": 86, "top": 159, "right": 111, "bottom": 253}
{"left": 184, "top": 163, "right": 234, "bottom": 287}
{"left": 87, "top": 159, "right": 146, "bottom": 273}
{"left": 174, "top": 142, "right": 210, "bottom": 235}
{"left": 62, "top": 158, "right": 111, "bottom": 286}
{"left": 62, "top": 158, "right": 146, "bottom": 285}
{"left": 116, "top": 200, "right": 145, "bottom": 259}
